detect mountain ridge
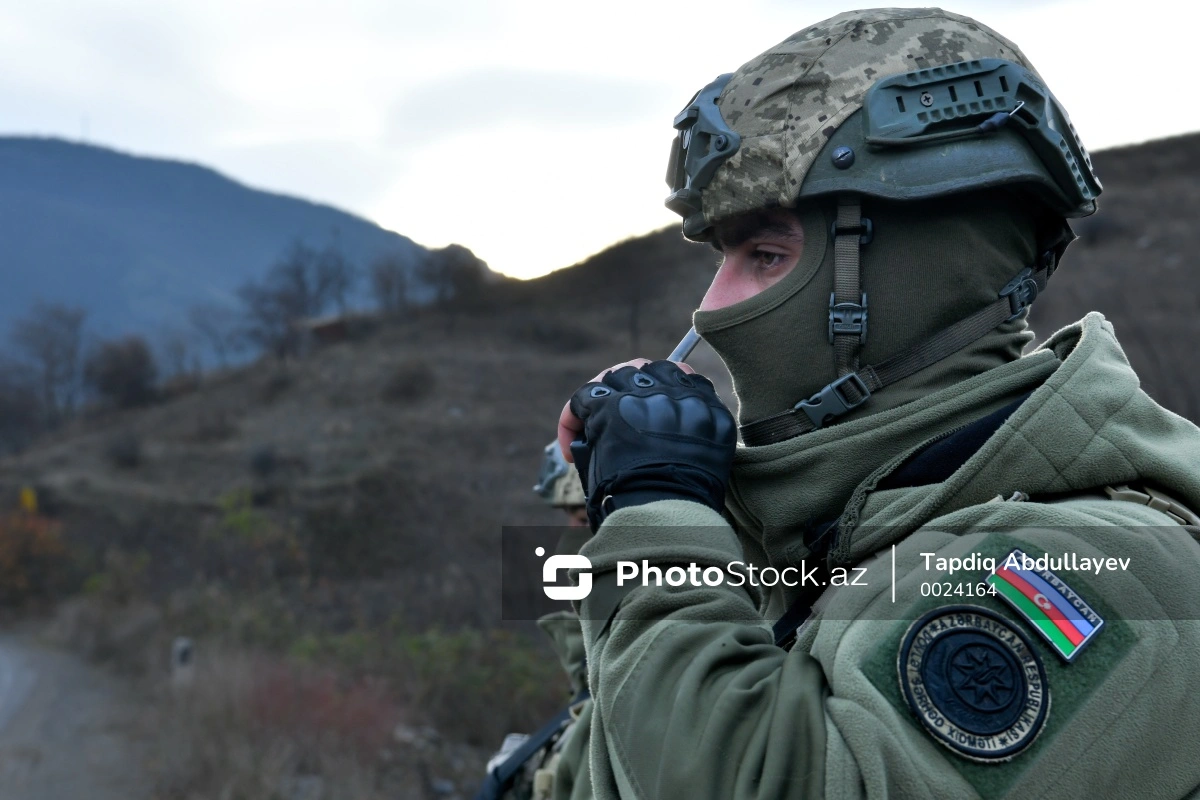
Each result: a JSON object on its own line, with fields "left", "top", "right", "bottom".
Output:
{"left": 0, "top": 136, "right": 431, "bottom": 339}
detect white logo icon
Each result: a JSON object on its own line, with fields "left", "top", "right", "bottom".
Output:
{"left": 536, "top": 547, "right": 592, "bottom": 600}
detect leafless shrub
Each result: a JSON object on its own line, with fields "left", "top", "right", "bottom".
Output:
{"left": 188, "top": 302, "right": 243, "bottom": 367}
{"left": 370, "top": 254, "right": 411, "bottom": 316}
{"left": 149, "top": 649, "right": 398, "bottom": 800}
{"left": 158, "top": 327, "right": 205, "bottom": 387}
{"left": 0, "top": 510, "right": 68, "bottom": 607}
{"left": 418, "top": 245, "right": 489, "bottom": 305}
{"left": 0, "top": 365, "right": 41, "bottom": 453}
{"left": 8, "top": 300, "right": 87, "bottom": 423}
{"left": 318, "top": 240, "right": 357, "bottom": 315}
{"left": 85, "top": 336, "right": 158, "bottom": 408}
{"left": 238, "top": 240, "right": 357, "bottom": 360}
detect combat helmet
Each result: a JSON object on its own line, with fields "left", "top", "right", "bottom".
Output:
{"left": 533, "top": 442, "right": 586, "bottom": 508}
{"left": 666, "top": 8, "right": 1099, "bottom": 241}
{"left": 667, "top": 8, "right": 1103, "bottom": 445}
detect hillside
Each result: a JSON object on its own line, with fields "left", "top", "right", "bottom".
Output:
{"left": 1032, "top": 133, "right": 1200, "bottom": 421}
{"left": 2, "top": 132, "right": 1197, "bottom": 622}
{"left": 0, "top": 137, "right": 430, "bottom": 339}
{"left": 0, "top": 131, "right": 1196, "bottom": 796}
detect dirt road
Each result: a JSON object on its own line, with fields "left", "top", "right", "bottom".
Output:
{"left": 0, "top": 632, "right": 151, "bottom": 799}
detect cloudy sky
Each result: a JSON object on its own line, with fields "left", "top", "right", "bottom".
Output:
{"left": 1, "top": 0, "right": 1191, "bottom": 280}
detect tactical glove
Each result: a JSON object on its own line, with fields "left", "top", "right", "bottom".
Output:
{"left": 569, "top": 360, "right": 737, "bottom": 532}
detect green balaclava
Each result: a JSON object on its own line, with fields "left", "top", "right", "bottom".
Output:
{"left": 693, "top": 190, "right": 1044, "bottom": 430}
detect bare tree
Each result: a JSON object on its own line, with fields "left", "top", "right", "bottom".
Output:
{"left": 273, "top": 241, "right": 331, "bottom": 319}
{"left": 9, "top": 301, "right": 87, "bottom": 423}
{"left": 84, "top": 336, "right": 158, "bottom": 408}
{"left": 237, "top": 279, "right": 297, "bottom": 361}
{"left": 418, "top": 245, "right": 489, "bottom": 305}
{"left": 238, "top": 240, "right": 338, "bottom": 360}
{"left": 158, "top": 328, "right": 194, "bottom": 380}
{"left": 370, "top": 253, "right": 410, "bottom": 315}
{"left": 317, "top": 243, "right": 356, "bottom": 315}
{"left": 189, "top": 303, "right": 242, "bottom": 367}
{"left": 0, "top": 358, "right": 40, "bottom": 454}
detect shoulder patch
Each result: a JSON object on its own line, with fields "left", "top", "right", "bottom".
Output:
{"left": 988, "top": 548, "right": 1105, "bottom": 662}
{"left": 898, "top": 605, "right": 1050, "bottom": 762}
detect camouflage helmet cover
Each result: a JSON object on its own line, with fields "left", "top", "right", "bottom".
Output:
{"left": 548, "top": 461, "right": 585, "bottom": 508}
{"left": 533, "top": 442, "right": 586, "bottom": 508}
{"left": 686, "top": 8, "right": 1059, "bottom": 238}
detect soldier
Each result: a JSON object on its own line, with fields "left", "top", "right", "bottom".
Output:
{"left": 477, "top": 446, "right": 593, "bottom": 800}
{"left": 558, "top": 8, "right": 1200, "bottom": 799}
{"left": 533, "top": 442, "right": 590, "bottom": 529}
{"left": 530, "top": 444, "right": 593, "bottom": 800}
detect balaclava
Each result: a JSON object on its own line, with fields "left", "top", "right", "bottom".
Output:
{"left": 694, "top": 189, "right": 1045, "bottom": 430}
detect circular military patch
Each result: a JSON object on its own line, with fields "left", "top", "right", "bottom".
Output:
{"left": 898, "top": 605, "right": 1050, "bottom": 762}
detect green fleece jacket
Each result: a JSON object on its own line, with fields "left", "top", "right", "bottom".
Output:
{"left": 534, "top": 611, "right": 594, "bottom": 800}
{"left": 577, "top": 314, "right": 1200, "bottom": 800}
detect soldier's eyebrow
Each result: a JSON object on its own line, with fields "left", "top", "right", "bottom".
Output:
{"left": 713, "top": 214, "right": 804, "bottom": 250}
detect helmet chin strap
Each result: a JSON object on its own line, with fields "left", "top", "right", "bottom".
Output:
{"left": 740, "top": 218, "right": 1074, "bottom": 447}
{"left": 830, "top": 195, "right": 871, "bottom": 393}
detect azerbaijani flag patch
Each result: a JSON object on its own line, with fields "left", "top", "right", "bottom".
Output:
{"left": 987, "top": 548, "right": 1104, "bottom": 663}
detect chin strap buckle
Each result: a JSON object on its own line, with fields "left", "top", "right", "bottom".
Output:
{"left": 830, "top": 217, "right": 874, "bottom": 246}
{"left": 999, "top": 267, "right": 1039, "bottom": 321}
{"left": 828, "top": 293, "right": 869, "bottom": 344}
{"left": 794, "top": 373, "right": 872, "bottom": 430}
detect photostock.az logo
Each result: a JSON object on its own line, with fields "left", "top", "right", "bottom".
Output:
{"left": 536, "top": 547, "right": 592, "bottom": 600}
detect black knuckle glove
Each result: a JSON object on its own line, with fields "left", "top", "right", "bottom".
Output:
{"left": 568, "top": 360, "right": 737, "bottom": 531}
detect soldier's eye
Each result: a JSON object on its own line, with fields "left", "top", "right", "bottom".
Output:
{"left": 754, "top": 249, "right": 785, "bottom": 270}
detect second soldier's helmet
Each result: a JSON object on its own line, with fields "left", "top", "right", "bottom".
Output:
{"left": 533, "top": 442, "right": 586, "bottom": 508}
{"left": 665, "top": 8, "right": 1101, "bottom": 242}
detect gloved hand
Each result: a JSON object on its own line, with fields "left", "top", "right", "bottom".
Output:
{"left": 568, "top": 360, "right": 737, "bottom": 531}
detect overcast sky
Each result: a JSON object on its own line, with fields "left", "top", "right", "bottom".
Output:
{"left": 1, "top": 0, "right": 1191, "bottom": 280}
